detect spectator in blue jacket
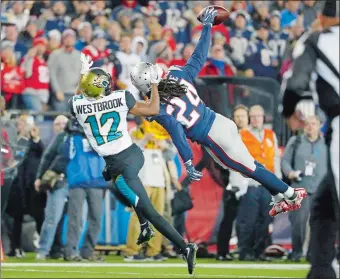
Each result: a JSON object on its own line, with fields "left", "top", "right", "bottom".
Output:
{"left": 74, "top": 22, "right": 92, "bottom": 51}
{"left": 44, "top": 1, "right": 70, "bottom": 34}
{"left": 244, "top": 24, "right": 278, "bottom": 79}
{"left": 281, "top": 0, "right": 301, "bottom": 28}
{"left": 63, "top": 118, "right": 106, "bottom": 262}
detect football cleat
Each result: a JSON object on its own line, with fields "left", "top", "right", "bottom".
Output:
{"left": 136, "top": 224, "right": 155, "bottom": 245}
{"left": 269, "top": 188, "right": 307, "bottom": 216}
{"left": 182, "top": 243, "right": 198, "bottom": 275}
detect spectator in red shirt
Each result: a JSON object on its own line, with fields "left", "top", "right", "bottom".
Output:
{"left": 199, "top": 44, "right": 235, "bottom": 77}
{"left": 1, "top": 44, "right": 25, "bottom": 109}
{"left": 169, "top": 43, "right": 195, "bottom": 67}
{"left": 20, "top": 37, "right": 50, "bottom": 112}
{"left": 161, "top": 27, "right": 176, "bottom": 52}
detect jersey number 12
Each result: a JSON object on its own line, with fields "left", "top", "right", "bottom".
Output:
{"left": 85, "top": 111, "right": 122, "bottom": 146}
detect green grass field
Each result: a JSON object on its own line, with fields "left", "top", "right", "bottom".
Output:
{"left": 1, "top": 253, "right": 310, "bottom": 278}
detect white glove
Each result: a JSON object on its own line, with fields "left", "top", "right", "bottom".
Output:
{"left": 295, "top": 100, "right": 315, "bottom": 120}
{"left": 150, "top": 64, "right": 163, "bottom": 84}
{"left": 80, "top": 53, "right": 93, "bottom": 74}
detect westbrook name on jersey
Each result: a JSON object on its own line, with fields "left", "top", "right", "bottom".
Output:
{"left": 70, "top": 90, "right": 136, "bottom": 157}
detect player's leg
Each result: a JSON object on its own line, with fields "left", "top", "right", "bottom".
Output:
{"left": 205, "top": 114, "right": 306, "bottom": 215}
{"left": 120, "top": 147, "right": 197, "bottom": 274}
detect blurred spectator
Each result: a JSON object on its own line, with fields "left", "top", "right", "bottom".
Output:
{"left": 154, "top": 41, "right": 173, "bottom": 73}
{"left": 131, "top": 36, "right": 148, "bottom": 61}
{"left": 0, "top": 96, "right": 17, "bottom": 145}
{"left": 30, "top": 0, "right": 52, "bottom": 19}
{"left": 281, "top": 0, "right": 301, "bottom": 29}
{"left": 91, "top": 11, "right": 110, "bottom": 32}
{"left": 162, "top": 27, "right": 176, "bottom": 52}
{"left": 45, "top": 30, "right": 61, "bottom": 59}
{"left": 18, "top": 21, "right": 44, "bottom": 49}
{"left": 228, "top": 10, "right": 253, "bottom": 68}
{"left": 35, "top": 115, "right": 69, "bottom": 260}
{"left": 2, "top": 25, "right": 28, "bottom": 61}
{"left": 252, "top": 2, "right": 270, "bottom": 30}
{"left": 47, "top": 29, "right": 81, "bottom": 112}
{"left": 20, "top": 37, "right": 49, "bottom": 112}
{"left": 69, "top": 17, "right": 82, "bottom": 33}
{"left": 82, "top": 29, "right": 122, "bottom": 90}
{"left": 6, "top": 115, "right": 45, "bottom": 258}
{"left": 281, "top": 116, "right": 327, "bottom": 262}
{"left": 44, "top": 1, "right": 70, "bottom": 33}
{"left": 199, "top": 44, "right": 235, "bottom": 77}
{"left": 216, "top": 105, "right": 249, "bottom": 261}
{"left": 183, "top": 1, "right": 206, "bottom": 28}
{"left": 74, "top": 22, "right": 92, "bottom": 51}
{"left": 244, "top": 25, "right": 278, "bottom": 79}
{"left": 1, "top": 44, "right": 25, "bottom": 109}
{"left": 63, "top": 118, "right": 105, "bottom": 261}
{"left": 280, "top": 18, "right": 305, "bottom": 77}
{"left": 111, "top": 0, "right": 143, "bottom": 21}
{"left": 7, "top": 1, "right": 30, "bottom": 32}
{"left": 125, "top": 119, "right": 169, "bottom": 261}
{"left": 117, "top": 11, "right": 133, "bottom": 33}
{"left": 148, "top": 22, "right": 163, "bottom": 46}
{"left": 106, "top": 20, "right": 121, "bottom": 51}
{"left": 300, "top": 0, "right": 318, "bottom": 30}
{"left": 192, "top": 23, "right": 230, "bottom": 47}
{"left": 269, "top": 0, "right": 286, "bottom": 13}
{"left": 71, "top": 0, "right": 91, "bottom": 22}
{"left": 268, "top": 11, "right": 289, "bottom": 65}
{"left": 169, "top": 43, "right": 195, "bottom": 67}
{"left": 237, "top": 105, "right": 281, "bottom": 261}
{"left": 116, "top": 33, "right": 141, "bottom": 99}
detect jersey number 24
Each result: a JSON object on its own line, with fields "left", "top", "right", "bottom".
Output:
{"left": 85, "top": 111, "right": 122, "bottom": 146}
{"left": 166, "top": 79, "right": 200, "bottom": 128}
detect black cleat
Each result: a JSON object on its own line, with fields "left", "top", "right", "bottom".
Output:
{"left": 183, "top": 243, "right": 198, "bottom": 275}
{"left": 136, "top": 224, "right": 155, "bottom": 245}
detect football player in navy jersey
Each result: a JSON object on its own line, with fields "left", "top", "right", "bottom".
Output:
{"left": 131, "top": 7, "right": 307, "bottom": 217}
{"left": 268, "top": 11, "right": 289, "bottom": 64}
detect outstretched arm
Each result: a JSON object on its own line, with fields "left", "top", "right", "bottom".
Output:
{"left": 184, "top": 7, "right": 217, "bottom": 80}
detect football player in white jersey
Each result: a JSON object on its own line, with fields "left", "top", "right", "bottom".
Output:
{"left": 70, "top": 56, "right": 198, "bottom": 274}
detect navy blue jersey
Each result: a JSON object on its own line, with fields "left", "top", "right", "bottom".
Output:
{"left": 149, "top": 24, "right": 216, "bottom": 163}
{"left": 268, "top": 30, "right": 289, "bottom": 61}
{"left": 244, "top": 38, "right": 278, "bottom": 79}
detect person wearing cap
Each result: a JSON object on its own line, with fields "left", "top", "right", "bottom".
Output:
{"left": 47, "top": 28, "right": 82, "bottom": 112}
{"left": 243, "top": 24, "right": 278, "bottom": 79}
{"left": 228, "top": 10, "right": 253, "bottom": 67}
{"left": 20, "top": 37, "right": 50, "bottom": 113}
{"left": 281, "top": 0, "right": 340, "bottom": 277}
{"left": 74, "top": 22, "right": 93, "bottom": 51}
{"left": 268, "top": 11, "right": 289, "bottom": 65}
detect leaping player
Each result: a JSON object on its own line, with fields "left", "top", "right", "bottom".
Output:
{"left": 130, "top": 6, "right": 307, "bottom": 217}
{"left": 70, "top": 57, "right": 198, "bottom": 274}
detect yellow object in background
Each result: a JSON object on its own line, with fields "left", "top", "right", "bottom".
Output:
{"left": 132, "top": 119, "right": 170, "bottom": 149}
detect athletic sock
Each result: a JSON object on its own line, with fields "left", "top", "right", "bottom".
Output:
{"left": 283, "top": 187, "right": 297, "bottom": 200}
{"left": 250, "top": 161, "right": 289, "bottom": 194}
{"left": 272, "top": 193, "right": 284, "bottom": 203}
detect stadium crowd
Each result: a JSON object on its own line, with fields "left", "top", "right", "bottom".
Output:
{"left": 1, "top": 0, "right": 338, "bottom": 264}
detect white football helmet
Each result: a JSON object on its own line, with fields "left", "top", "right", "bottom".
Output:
{"left": 130, "top": 62, "right": 154, "bottom": 94}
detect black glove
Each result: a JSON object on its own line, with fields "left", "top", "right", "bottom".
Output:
{"left": 102, "top": 166, "right": 112, "bottom": 181}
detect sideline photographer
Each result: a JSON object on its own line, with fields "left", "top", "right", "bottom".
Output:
{"left": 281, "top": 115, "right": 328, "bottom": 262}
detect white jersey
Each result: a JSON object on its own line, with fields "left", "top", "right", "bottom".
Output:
{"left": 71, "top": 90, "right": 135, "bottom": 157}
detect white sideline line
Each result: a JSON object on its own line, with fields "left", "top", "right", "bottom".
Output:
{"left": 1, "top": 263, "right": 310, "bottom": 270}
{"left": 0, "top": 268, "right": 301, "bottom": 278}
